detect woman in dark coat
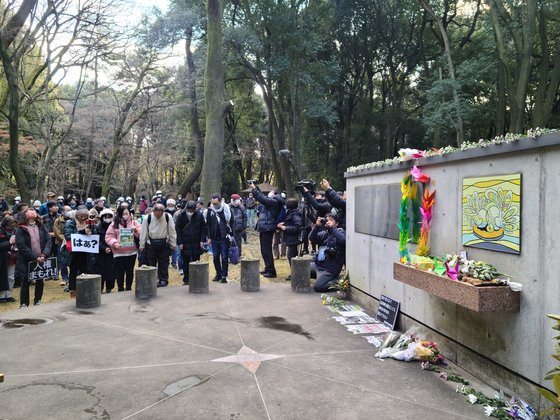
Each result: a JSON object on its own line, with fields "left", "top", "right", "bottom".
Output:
{"left": 277, "top": 198, "right": 304, "bottom": 279}
{"left": 0, "top": 216, "right": 17, "bottom": 302}
{"left": 64, "top": 206, "right": 93, "bottom": 296}
{"left": 175, "top": 201, "right": 206, "bottom": 285}
{"left": 96, "top": 208, "right": 115, "bottom": 293}
{"left": 15, "top": 208, "right": 52, "bottom": 307}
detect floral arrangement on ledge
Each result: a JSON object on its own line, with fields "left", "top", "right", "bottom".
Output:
{"left": 346, "top": 127, "right": 556, "bottom": 173}
{"left": 403, "top": 254, "right": 523, "bottom": 291}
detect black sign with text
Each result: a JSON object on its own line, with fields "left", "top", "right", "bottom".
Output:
{"left": 376, "top": 294, "right": 400, "bottom": 330}
{"left": 28, "top": 257, "right": 58, "bottom": 281}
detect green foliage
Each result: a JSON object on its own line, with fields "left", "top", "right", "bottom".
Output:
{"left": 537, "top": 314, "right": 560, "bottom": 417}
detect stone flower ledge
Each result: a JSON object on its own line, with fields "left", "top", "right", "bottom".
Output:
{"left": 393, "top": 262, "right": 521, "bottom": 313}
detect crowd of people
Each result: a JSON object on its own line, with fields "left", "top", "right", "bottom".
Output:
{"left": 0, "top": 179, "right": 347, "bottom": 308}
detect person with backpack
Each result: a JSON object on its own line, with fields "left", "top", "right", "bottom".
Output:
{"left": 139, "top": 203, "right": 176, "bottom": 287}
{"left": 229, "top": 194, "right": 247, "bottom": 257}
{"left": 207, "top": 194, "right": 234, "bottom": 283}
{"left": 249, "top": 182, "right": 285, "bottom": 278}
{"left": 277, "top": 198, "right": 304, "bottom": 280}
{"left": 106, "top": 205, "right": 142, "bottom": 291}
{"left": 175, "top": 201, "right": 206, "bottom": 285}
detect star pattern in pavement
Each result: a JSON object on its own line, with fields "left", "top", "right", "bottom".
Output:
{"left": 212, "top": 345, "right": 285, "bottom": 373}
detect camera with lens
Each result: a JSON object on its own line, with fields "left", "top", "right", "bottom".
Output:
{"left": 295, "top": 179, "right": 316, "bottom": 194}
{"left": 318, "top": 217, "right": 327, "bottom": 225}
{"left": 324, "top": 247, "right": 338, "bottom": 258}
{"left": 247, "top": 179, "right": 259, "bottom": 186}
{"left": 86, "top": 216, "right": 96, "bottom": 227}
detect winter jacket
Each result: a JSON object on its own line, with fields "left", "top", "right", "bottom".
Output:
{"left": 96, "top": 221, "right": 112, "bottom": 255}
{"left": 15, "top": 223, "right": 52, "bottom": 279}
{"left": 175, "top": 210, "right": 206, "bottom": 257}
{"left": 230, "top": 204, "right": 247, "bottom": 235}
{"left": 325, "top": 188, "right": 346, "bottom": 227}
{"left": 207, "top": 205, "right": 234, "bottom": 240}
{"left": 53, "top": 215, "right": 68, "bottom": 246}
{"left": 139, "top": 200, "right": 148, "bottom": 215}
{"left": 253, "top": 188, "right": 285, "bottom": 233}
{"left": 245, "top": 197, "right": 256, "bottom": 209}
{"left": 303, "top": 191, "right": 332, "bottom": 220}
{"left": 42, "top": 212, "right": 58, "bottom": 234}
{"left": 0, "top": 226, "right": 15, "bottom": 292}
{"left": 282, "top": 209, "right": 303, "bottom": 246}
{"left": 309, "top": 225, "right": 346, "bottom": 275}
{"left": 106, "top": 218, "right": 142, "bottom": 257}
{"left": 0, "top": 200, "right": 9, "bottom": 215}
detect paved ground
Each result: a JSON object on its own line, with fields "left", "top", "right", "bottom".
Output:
{"left": 0, "top": 282, "right": 486, "bottom": 419}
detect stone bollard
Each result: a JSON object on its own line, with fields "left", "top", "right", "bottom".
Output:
{"left": 135, "top": 266, "right": 157, "bottom": 299}
{"left": 240, "top": 258, "right": 260, "bottom": 292}
{"left": 291, "top": 257, "right": 312, "bottom": 293}
{"left": 189, "top": 261, "right": 209, "bottom": 294}
{"left": 76, "top": 274, "right": 102, "bottom": 308}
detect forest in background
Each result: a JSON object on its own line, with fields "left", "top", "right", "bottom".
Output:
{"left": 1, "top": 0, "right": 559, "bottom": 202}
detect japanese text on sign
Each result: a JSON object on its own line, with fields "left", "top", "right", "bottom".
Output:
{"left": 71, "top": 234, "right": 100, "bottom": 254}
{"left": 376, "top": 294, "right": 400, "bottom": 330}
{"left": 28, "top": 257, "right": 58, "bottom": 281}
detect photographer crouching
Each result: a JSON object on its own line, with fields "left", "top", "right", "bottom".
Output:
{"left": 309, "top": 213, "right": 345, "bottom": 292}
{"left": 299, "top": 181, "right": 332, "bottom": 256}
{"left": 249, "top": 180, "right": 285, "bottom": 278}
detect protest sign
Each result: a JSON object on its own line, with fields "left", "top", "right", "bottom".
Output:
{"left": 119, "top": 228, "right": 134, "bottom": 248}
{"left": 28, "top": 257, "right": 58, "bottom": 281}
{"left": 70, "top": 234, "right": 100, "bottom": 254}
{"left": 376, "top": 294, "right": 400, "bottom": 330}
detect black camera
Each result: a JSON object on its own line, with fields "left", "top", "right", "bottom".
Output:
{"left": 318, "top": 217, "right": 327, "bottom": 225}
{"left": 324, "top": 247, "right": 338, "bottom": 258}
{"left": 295, "top": 179, "right": 316, "bottom": 194}
{"left": 247, "top": 179, "right": 259, "bottom": 186}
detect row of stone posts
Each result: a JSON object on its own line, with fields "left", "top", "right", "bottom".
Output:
{"left": 75, "top": 256, "right": 314, "bottom": 308}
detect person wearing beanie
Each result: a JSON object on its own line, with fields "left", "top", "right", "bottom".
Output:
{"left": 96, "top": 208, "right": 116, "bottom": 293}
{"left": 229, "top": 193, "right": 247, "bottom": 256}
{"left": 64, "top": 205, "right": 94, "bottom": 296}
{"left": 277, "top": 198, "right": 304, "bottom": 280}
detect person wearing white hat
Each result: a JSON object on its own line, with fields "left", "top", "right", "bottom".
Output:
{"left": 96, "top": 208, "right": 115, "bottom": 293}
{"left": 12, "top": 196, "right": 21, "bottom": 214}
{"left": 33, "top": 200, "right": 42, "bottom": 212}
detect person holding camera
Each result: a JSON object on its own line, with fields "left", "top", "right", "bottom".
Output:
{"left": 302, "top": 187, "right": 332, "bottom": 255}
{"left": 277, "top": 198, "right": 303, "bottom": 279}
{"left": 249, "top": 181, "right": 285, "bottom": 278}
{"left": 309, "top": 213, "right": 346, "bottom": 292}
{"left": 320, "top": 179, "right": 346, "bottom": 227}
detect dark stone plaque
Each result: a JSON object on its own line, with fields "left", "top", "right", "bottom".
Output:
{"left": 354, "top": 183, "right": 421, "bottom": 240}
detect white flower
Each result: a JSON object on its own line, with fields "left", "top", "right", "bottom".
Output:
{"left": 484, "top": 406, "right": 495, "bottom": 416}
{"left": 468, "top": 394, "right": 478, "bottom": 404}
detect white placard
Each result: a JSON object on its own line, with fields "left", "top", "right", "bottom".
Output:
{"left": 70, "top": 234, "right": 100, "bottom": 254}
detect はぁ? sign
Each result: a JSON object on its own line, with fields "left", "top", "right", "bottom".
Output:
{"left": 70, "top": 234, "right": 100, "bottom": 254}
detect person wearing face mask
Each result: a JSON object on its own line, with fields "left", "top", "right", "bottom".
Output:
{"left": 57, "top": 196, "right": 65, "bottom": 213}
{"left": 106, "top": 205, "right": 142, "bottom": 291}
{"left": 229, "top": 194, "right": 247, "bottom": 257}
{"left": 96, "top": 208, "right": 115, "bottom": 293}
{"left": 54, "top": 206, "right": 72, "bottom": 287}
{"left": 12, "top": 196, "right": 22, "bottom": 214}
{"left": 42, "top": 201, "right": 59, "bottom": 259}
{"left": 64, "top": 206, "right": 94, "bottom": 296}
{"left": 245, "top": 192, "right": 256, "bottom": 228}
{"left": 277, "top": 198, "right": 304, "bottom": 279}
{"left": 33, "top": 200, "right": 42, "bottom": 214}
{"left": 126, "top": 197, "right": 135, "bottom": 215}
{"left": 15, "top": 208, "right": 52, "bottom": 307}
{"left": 302, "top": 188, "right": 332, "bottom": 256}
{"left": 249, "top": 182, "right": 286, "bottom": 278}
{"left": 207, "top": 194, "right": 234, "bottom": 283}
{"left": 175, "top": 201, "right": 206, "bottom": 285}
{"left": 0, "top": 216, "right": 18, "bottom": 303}
{"left": 165, "top": 199, "right": 178, "bottom": 268}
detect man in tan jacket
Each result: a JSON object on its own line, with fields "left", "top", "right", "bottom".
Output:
{"left": 139, "top": 204, "right": 177, "bottom": 287}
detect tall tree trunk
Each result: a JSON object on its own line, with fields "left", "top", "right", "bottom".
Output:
{"left": 421, "top": 0, "right": 464, "bottom": 145}
{"left": 127, "top": 128, "right": 144, "bottom": 198}
{"left": 179, "top": 26, "right": 204, "bottom": 197}
{"left": 200, "top": 0, "right": 229, "bottom": 202}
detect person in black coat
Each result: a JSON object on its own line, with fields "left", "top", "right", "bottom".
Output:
{"left": 320, "top": 179, "right": 346, "bottom": 228}
{"left": 250, "top": 182, "right": 285, "bottom": 278}
{"left": 0, "top": 216, "right": 17, "bottom": 302}
{"left": 15, "top": 208, "right": 52, "bottom": 307}
{"left": 96, "top": 208, "right": 115, "bottom": 293}
{"left": 277, "top": 198, "right": 303, "bottom": 273}
{"left": 175, "top": 201, "right": 206, "bottom": 285}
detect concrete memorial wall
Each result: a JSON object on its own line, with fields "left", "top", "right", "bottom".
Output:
{"left": 344, "top": 132, "right": 560, "bottom": 402}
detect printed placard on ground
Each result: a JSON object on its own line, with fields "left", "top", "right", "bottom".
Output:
{"left": 119, "top": 228, "right": 134, "bottom": 248}
{"left": 345, "top": 323, "right": 391, "bottom": 334}
{"left": 376, "top": 294, "right": 400, "bottom": 330}
{"left": 28, "top": 257, "right": 58, "bottom": 281}
{"left": 71, "top": 234, "right": 100, "bottom": 254}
